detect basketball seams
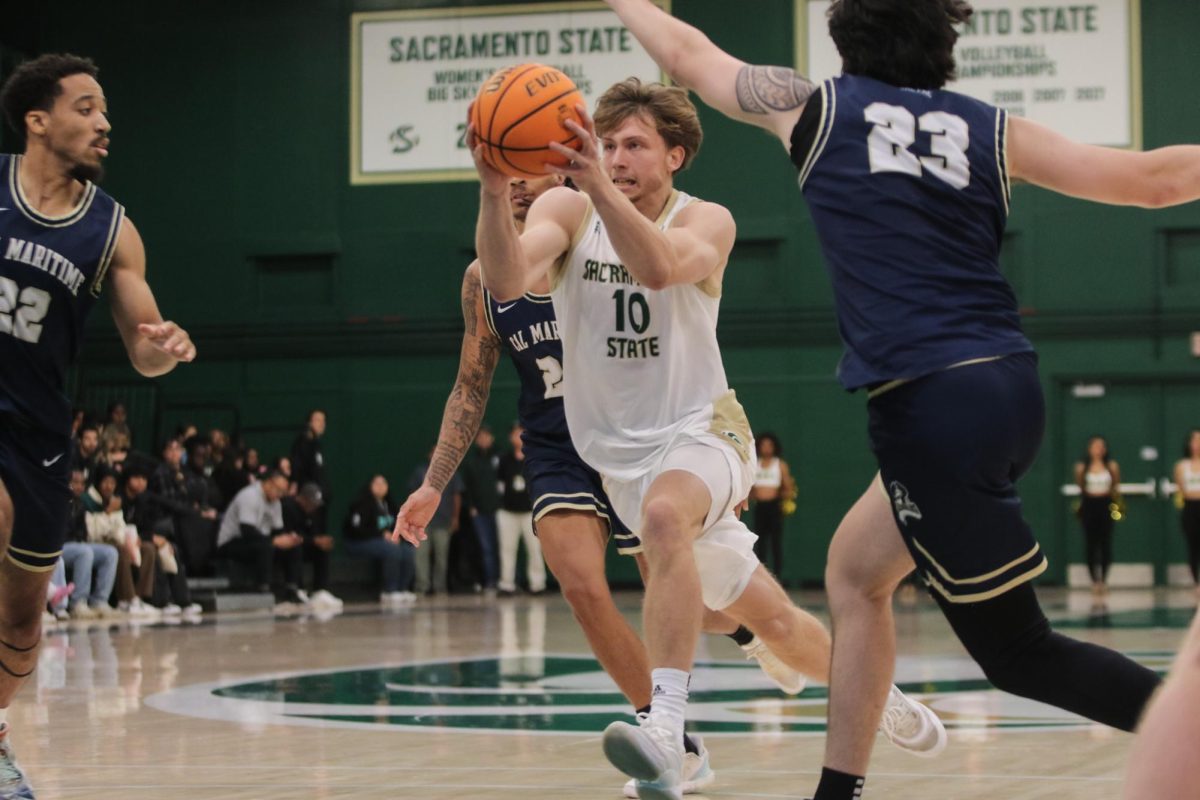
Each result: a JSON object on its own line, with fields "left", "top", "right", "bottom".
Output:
{"left": 476, "top": 64, "right": 583, "bottom": 178}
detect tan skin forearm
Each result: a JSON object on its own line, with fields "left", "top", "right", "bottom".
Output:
{"left": 425, "top": 268, "right": 503, "bottom": 493}
{"left": 589, "top": 182, "right": 681, "bottom": 290}
{"left": 476, "top": 188, "right": 530, "bottom": 302}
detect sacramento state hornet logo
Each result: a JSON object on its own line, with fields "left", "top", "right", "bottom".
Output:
{"left": 389, "top": 124, "right": 420, "bottom": 154}
{"left": 145, "top": 650, "right": 1173, "bottom": 736}
{"left": 889, "top": 481, "right": 923, "bottom": 525}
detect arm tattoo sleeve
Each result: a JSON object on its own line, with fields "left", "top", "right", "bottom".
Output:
{"left": 736, "top": 65, "right": 817, "bottom": 115}
{"left": 425, "top": 273, "right": 502, "bottom": 492}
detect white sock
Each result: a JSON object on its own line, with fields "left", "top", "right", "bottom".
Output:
{"left": 647, "top": 668, "right": 690, "bottom": 741}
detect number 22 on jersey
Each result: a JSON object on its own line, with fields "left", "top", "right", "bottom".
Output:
{"left": 865, "top": 103, "right": 970, "bottom": 190}
{"left": 0, "top": 277, "right": 51, "bottom": 344}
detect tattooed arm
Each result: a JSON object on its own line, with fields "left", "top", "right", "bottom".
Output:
{"left": 394, "top": 263, "right": 502, "bottom": 543}
{"left": 606, "top": 0, "right": 815, "bottom": 146}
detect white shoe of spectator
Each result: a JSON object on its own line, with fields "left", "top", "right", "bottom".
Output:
{"left": 310, "top": 590, "right": 343, "bottom": 610}
{"left": 182, "top": 603, "right": 203, "bottom": 617}
{"left": 42, "top": 610, "right": 56, "bottom": 627}
{"left": 70, "top": 603, "right": 99, "bottom": 621}
{"left": 53, "top": 608, "right": 71, "bottom": 622}
{"left": 162, "top": 604, "right": 183, "bottom": 616}
{"left": 274, "top": 601, "right": 300, "bottom": 616}
{"left": 399, "top": 591, "right": 418, "bottom": 604}
{"left": 90, "top": 602, "right": 117, "bottom": 619}
{"left": 294, "top": 589, "right": 311, "bottom": 605}
{"left": 127, "top": 598, "right": 162, "bottom": 619}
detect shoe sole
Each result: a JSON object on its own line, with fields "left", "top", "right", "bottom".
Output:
{"left": 602, "top": 723, "right": 682, "bottom": 800}
{"left": 884, "top": 708, "right": 948, "bottom": 758}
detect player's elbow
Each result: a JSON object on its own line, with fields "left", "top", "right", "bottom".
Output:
{"left": 638, "top": 272, "right": 671, "bottom": 291}
{"left": 1139, "top": 179, "right": 1187, "bottom": 209}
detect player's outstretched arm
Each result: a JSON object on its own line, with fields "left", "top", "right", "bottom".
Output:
{"left": 108, "top": 217, "right": 195, "bottom": 377}
{"left": 469, "top": 128, "right": 578, "bottom": 301}
{"left": 1008, "top": 116, "right": 1200, "bottom": 208}
{"left": 606, "top": 0, "right": 814, "bottom": 146}
{"left": 393, "top": 264, "right": 501, "bottom": 545}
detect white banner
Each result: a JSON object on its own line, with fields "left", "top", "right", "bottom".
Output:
{"left": 800, "top": 0, "right": 1141, "bottom": 147}
{"left": 351, "top": 2, "right": 665, "bottom": 184}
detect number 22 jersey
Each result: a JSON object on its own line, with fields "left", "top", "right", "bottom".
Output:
{"left": 0, "top": 154, "right": 124, "bottom": 436}
{"left": 792, "top": 74, "right": 1032, "bottom": 391}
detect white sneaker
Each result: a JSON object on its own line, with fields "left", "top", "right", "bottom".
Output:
{"left": 740, "top": 635, "right": 806, "bottom": 695}
{"left": 128, "top": 598, "right": 162, "bottom": 619}
{"left": 182, "top": 603, "right": 203, "bottom": 617}
{"left": 89, "top": 602, "right": 117, "bottom": 619}
{"left": 879, "top": 685, "right": 947, "bottom": 757}
{"left": 70, "top": 603, "right": 99, "bottom": 620}
{"left": 603, "top": 718, "right": 684, "bottom": 800}
{"left": 162, "top": 604, "right": 183, "bottom": 616}
{"left": 310, "top": 590, "right": 343, "bottom": 610}
{"left": 399, "top": 591, "right": 418, "bottom": 604}
{"left": 623, "top": 731, "right": 715, "bottom": 798}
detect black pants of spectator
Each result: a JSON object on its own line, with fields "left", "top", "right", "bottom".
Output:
{"left": 273, "top": 540, "right": 305, "bottom": 597}
{"left": 308, "top": 539, "right": 331, "bottom": 592}
{"left": 152, "top": 558, "right": 192, "bottom": 608}
{"left": 217, "top": 533, "right": 273, "bottom": 592}
{"left": 1079, "top": 495, "right": 1114, "bottom": 584}
{"left": 753, "top": 500, "right": 784, "bottom": 580}
{"left": 1182, "top": 501, "right": 1200, "bottom": 583}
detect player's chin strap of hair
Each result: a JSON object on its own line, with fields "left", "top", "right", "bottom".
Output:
{"left": 0, "top": 637, "right": 40, "bottom": 679}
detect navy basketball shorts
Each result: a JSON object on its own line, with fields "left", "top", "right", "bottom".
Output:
{"left": 868, "top": 352, "right": 1048, "bottom": 604}
{"left": 0, "top": 414, "right": 71, "bottom": 573}
{"left": 523, "top": 437, "right": 641, "bottom": 555}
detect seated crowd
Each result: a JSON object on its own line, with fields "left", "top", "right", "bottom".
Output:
{"left": 45, "top": 403, "right": 495, "bottom": 623}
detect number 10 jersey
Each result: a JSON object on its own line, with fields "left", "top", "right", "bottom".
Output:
{"left": 0, "top": 154, "right": 124, "bottom": 436}
{"left": 550, "top": 189, "right": 733, "bottom": 482}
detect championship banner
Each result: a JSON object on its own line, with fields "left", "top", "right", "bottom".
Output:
{"left": 799, "top": 0, "right": 1142, "bottom": 148}
{"left": 351, "top": 1, "right": 666, "bottom": 185}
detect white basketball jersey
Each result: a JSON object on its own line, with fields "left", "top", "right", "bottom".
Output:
{"left": 551, "top": 190, "right": 738, "bottom": 481}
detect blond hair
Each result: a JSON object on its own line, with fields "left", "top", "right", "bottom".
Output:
{"left": 593, "top": 78, "right": 702, "bottom": 173}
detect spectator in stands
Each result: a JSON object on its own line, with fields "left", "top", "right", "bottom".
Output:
{"left": 104, "top": 400, "right": 132, "bottom": 446}
{"left": 750, "top": 432, "right": 796, "bottom": 580}
{"left": 70, "top": 407, "right": 87, "bottom": 440}
{"left": 183, "top": 434, "right": 223, "bottom": 511}
{"left": 244, "top": 447, "right": 263, "bottom": 478}
{"left": 407, "top": 449, "right": 463, "bottom": 596}
{"left": 274, "top": 455, "right": 297, "bottom": 494}
{"left": 62, "top": 468, "right": 119, "bottom": 620}
{"left": 97, "top": 431, "right": 130, "bottom": 477}
{"left": 121, "top": 466, "right": 200, "bottom": 616}
{"left": 212, "top": 430, "right": 249, "bottom": 510}
{"left": 461, "top": 425, "right": 500, "bottom": 592}
{"left": 82, "top": 466, "right": 158, "bottom": 617}
{"left": 217, "top": 471, "right": 306, "bottom": 604}
{"left": 344, "top": 475, "right": 415, "bottom": 605}
{"left": 496, "top": 423, "right": 546, "bottom": 596}
{"left": 71, "top": 424, "right": 101, "bottom": 483}
{"left": 280, "top": 482, "right": 342, "bottom": 611}
{"left": 291, "top": 410, "right": 329, "bottom": 527}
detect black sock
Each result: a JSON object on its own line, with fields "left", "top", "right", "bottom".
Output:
{"left": 813, "top": 767, "right": 864, "bottom": 800}
{"left": 682, "top": 732, "right": 700, "bottom": 755}
{"left": 635, "top": 704, "right": 651, "bottom": 716}
{"left": 727, "top": 624, "right": 755, "bottom": 646}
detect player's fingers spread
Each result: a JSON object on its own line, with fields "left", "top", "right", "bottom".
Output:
{"left": 548, "top": 142, "right": 580, "bottom": 163}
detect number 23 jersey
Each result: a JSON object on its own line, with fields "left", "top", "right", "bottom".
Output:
{"left": 793, "top": 74, "right": 1032, "bottom": 392}
{"left": 0, "top": 153, "right": 123, "bottom": 435}
{"left": 550, "top": 189, "right": 733, "bottom": 482}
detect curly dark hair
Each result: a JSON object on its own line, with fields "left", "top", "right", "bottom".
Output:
{"left": 828, "top": 0, "right": 973, "bottom": 90}
{"left": 0, "top": 53, "right": 99, "bottom": 141}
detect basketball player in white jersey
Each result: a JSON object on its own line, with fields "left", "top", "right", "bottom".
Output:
{"left": 472, "top": 78, "right": 943, "bottom": 799}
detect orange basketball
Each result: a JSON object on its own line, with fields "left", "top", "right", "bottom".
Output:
{"left": 471, "top": 63, "right": 585, "bottom": 179}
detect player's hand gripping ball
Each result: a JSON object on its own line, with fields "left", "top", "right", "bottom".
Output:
{"left": 471, "top": 63, "right": 585, "bottom": 178}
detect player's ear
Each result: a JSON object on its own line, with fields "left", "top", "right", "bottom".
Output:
{"left": 666, "top": 145, "right": 685, "bottom": 174}
{"left": 24, "top": 109, "right": 49, "bottom": 138}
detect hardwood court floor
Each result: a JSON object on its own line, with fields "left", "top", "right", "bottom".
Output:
{"left": 10, "top": 587, "right": 1194, "bottom": 799}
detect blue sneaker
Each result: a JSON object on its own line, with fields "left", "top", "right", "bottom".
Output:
{"left": 0, "top": 727, "right": 35, "bottom": 799}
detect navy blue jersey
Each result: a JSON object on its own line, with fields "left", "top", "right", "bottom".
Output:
{"left": 0, "top": 154, "right": 124, "bottom": 435}
{"left": 482, "top": 288, "right": 568, "bottom": 441}
{"left": 791, "top": 74, "right": 1032, "bottom": 390}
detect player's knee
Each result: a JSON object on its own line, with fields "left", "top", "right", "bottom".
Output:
{"left": 966, "top": 619, "right": 1053, "bottom": 696}
{"left": 559, "top": 576, "right": 615, "bottom": 621}
{"left": 0, "top": 602, "right": 43, "bottom": 648}
{"left": 639, "top": 498, "right": 693, "bottom": 554}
